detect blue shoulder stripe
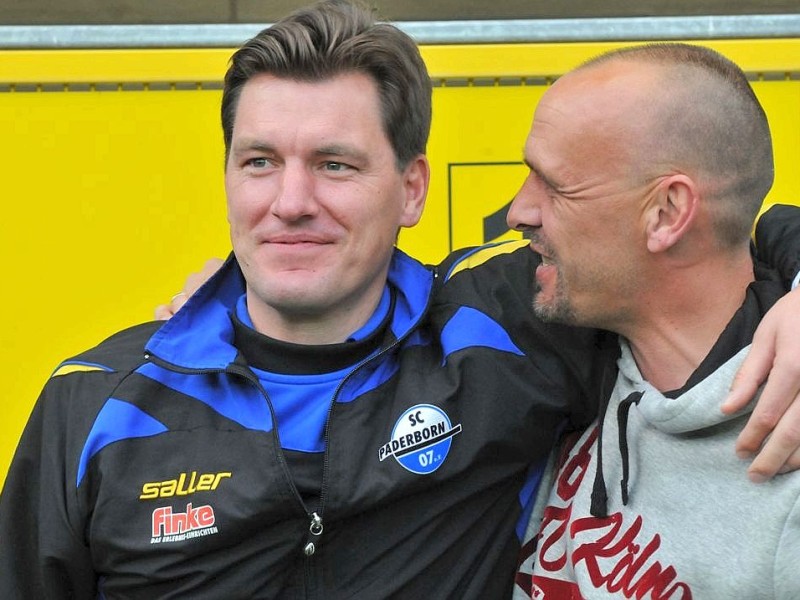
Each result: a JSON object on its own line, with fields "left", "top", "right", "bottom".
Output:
{"left": 77, "top": 399, "right": 167, "bottom": 486}
{"left": 441, "top": 306, "right": 524, "bottom": 360}
{"left": 137, "top": 362, "right": 273, "bottom": 433}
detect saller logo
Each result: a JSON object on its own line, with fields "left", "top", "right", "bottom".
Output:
{"left": 379, "top": 404, "right": 462, "bottom": 474}
{"left": 140, "top": 471, "right": 231, "bottom": 500}
{"left": 150, "top": 503, "right": 218, "bottom": 544}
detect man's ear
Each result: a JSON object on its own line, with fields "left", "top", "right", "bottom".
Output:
{"left": 399, "top": 155, "right": 430, "bottom": 227}
{"left": 645, "top": 174, "right": 699, "bottom": 253}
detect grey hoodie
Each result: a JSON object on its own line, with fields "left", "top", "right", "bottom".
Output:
{"left": 516, "top": 277, "right": 800, "bottom": 599}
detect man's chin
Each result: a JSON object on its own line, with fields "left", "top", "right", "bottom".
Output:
{"left": 532, "top": 297, "right": 576, "bottom": 325}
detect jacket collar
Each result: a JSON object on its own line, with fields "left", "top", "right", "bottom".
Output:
{"left": 144, "top": 249, "right": 434, "bottom": 370}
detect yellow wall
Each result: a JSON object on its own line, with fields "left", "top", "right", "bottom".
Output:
{"left": 1, "top": 40, "right": 799, "bottom": 485}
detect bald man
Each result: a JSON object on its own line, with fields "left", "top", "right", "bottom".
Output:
{"left": 512, "top": 43, "right": 800, "bottom": 599}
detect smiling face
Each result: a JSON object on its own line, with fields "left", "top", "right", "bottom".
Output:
{"left": 506, "top": 61, "right": 662, "bottom": 329}
{"left": 225, "top": 72, "right": 428, "bottom": 342}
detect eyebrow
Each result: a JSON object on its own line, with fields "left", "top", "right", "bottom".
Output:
{"left": 315, "top": 144, "right": 369, "bottom": 164}
{"left": 523, "top": 156, "right": 559, "bottom": 191}
{"left": 231, "top": 140, "right": 276, "bottom": 155}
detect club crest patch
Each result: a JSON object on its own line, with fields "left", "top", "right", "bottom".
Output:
{"left": 378, "top": 404, "right": 462, "bottom": 474}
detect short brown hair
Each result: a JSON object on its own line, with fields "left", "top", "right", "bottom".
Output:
{"left": 584, "top": 43, "right": 774, "bottom": 247}
{"left": 221, "top": 0, "right": 431, "bottom": 169}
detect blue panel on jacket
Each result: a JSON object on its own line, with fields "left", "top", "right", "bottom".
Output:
{"left": 137, "top": 362, "right": 274, "bottom": 433}
{"left": 441, "top": 306, "right": 525, "bottom": 360}
{"left": 77, "top": 398, "right": 168, "bottom": 486}
{"left": 336, "top": 354, "right": 402, "bottom": 404}
{"left": 516, "top": 459, "right": 547, "bottom": 541}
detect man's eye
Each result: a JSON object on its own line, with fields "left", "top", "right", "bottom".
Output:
{"left": 324, "top": 162, "right": 350, "bottom": 172}
{"left": 247, "top": 158, "right": 268, "bottom": 168}
{"left": 535, "top": 174, "right": 560, "bottom": 199}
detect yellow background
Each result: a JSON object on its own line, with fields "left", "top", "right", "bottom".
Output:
{"left": 1, "top": 40, "right": 799, "bottom": 484}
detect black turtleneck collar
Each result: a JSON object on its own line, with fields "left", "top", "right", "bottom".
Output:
{"left": 230, "top": 301, "right": 395, "bottom": 376}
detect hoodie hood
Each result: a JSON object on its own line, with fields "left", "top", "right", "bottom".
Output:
{"left": 617, "top": 343, "right": 754, "bottom": 434}
{"left": 589, "top": 271, "right": 783, "bottom": 517}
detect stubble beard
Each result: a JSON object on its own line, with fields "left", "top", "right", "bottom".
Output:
{"left": 532, "top": 276, "right": 577, "bottom": 325}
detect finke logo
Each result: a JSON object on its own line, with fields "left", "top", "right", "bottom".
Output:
{"left": 150, "top": 503, "right": 219, "bottom": 544}
{"left": 378, "top": 404, "right": 462, "bottom": 474}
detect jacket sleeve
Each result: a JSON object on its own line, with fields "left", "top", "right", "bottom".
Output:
{"left": 0, "top": 380, "right": 97, "bottom": 599}
{"left": 755, "top": 204, "right": 800, "bottom": 290}
{"left": 435, "top": 242, "right": 613, "bottom": 430}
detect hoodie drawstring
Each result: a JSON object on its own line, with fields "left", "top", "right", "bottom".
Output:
{"left": 617, "top": 392, "right": 643, "bottom": 506}
{"left": 590, "top": 389, "right": 642, "bottom": 517}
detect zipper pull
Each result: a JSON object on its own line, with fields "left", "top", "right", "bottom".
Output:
{"left": 303, "top": 512, "right": 324, "bottom": 556}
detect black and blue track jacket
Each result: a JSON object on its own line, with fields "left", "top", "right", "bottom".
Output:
{"left": 0, "top": 242, "right": 611, "bottom": 599}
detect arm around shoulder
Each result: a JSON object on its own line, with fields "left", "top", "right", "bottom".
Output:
{"left": 755, "top": 204, "right": 800, "bottom": 289}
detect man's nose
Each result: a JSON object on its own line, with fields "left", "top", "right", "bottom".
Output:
{"left": 271, "top": 163, "right": 318, "bottom": 220}
{"left": 506, "top": 176, "right": 543, "bottom": 232}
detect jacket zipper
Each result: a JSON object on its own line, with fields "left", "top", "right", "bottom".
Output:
{"left": 225, "top": 362, "right": 331, "bottom": 598}
{"left": 145, "top": 267, "right": 436, "bottom": 598}
{"left": 311, "top": 276, "right": 436, "bottom": 592}
{"left": 314, "top": 333, "right": 409, "bottom": 538}
{"left": 303, "top": 511, "right": 324, "bottom": 556}
{"left": 144, "top": 353, "right": 322, "bottom": 582}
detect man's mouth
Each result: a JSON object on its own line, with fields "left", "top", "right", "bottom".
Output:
{"left": 530, "top": 242, "right": 555, "bottom": 267}
{"left": 266, "top": 234, "right": 329, "bottom": 244}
